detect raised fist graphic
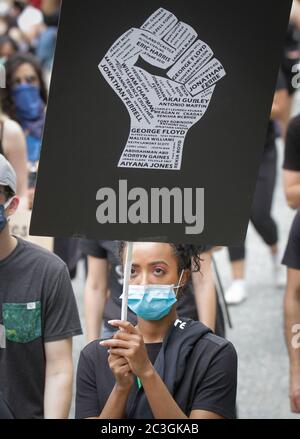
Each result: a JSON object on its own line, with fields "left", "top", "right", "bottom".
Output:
{"left": 99, "top": 8, "right": 226, "bottom": 170}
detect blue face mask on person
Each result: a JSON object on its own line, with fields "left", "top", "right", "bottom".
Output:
{"left": 0, "top": 199, "right": 12, "bottom": 233}
{"left": 121, "top": 271, "right": 185, "bottom": 321}
{"left": 12, "top": 84, "right": 44, "bottom": 121}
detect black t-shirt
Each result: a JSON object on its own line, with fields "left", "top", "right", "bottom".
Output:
{"left": 282, "top": 209, "right": 300, "bottom": 270}
{"left": 145, "top": 343, "right": 162, "bottom": 365}
{"left": 282, "top": 115, "right": 300, "bottom": 269}
{"left": 285, "top": 23, "right": 299, "bottom": 54}
{"left": 283, "top": 115, "right": 300, "bottom": 171}
{"left": 0, "top": 238, "right": 82, "bottom": 419}
{"left": 0, "top": 392, "right": 14, "bottom": 419}
{"left": 75, "top": 321, "right": 237, "bottom": 419}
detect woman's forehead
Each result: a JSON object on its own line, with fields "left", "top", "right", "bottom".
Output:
{"left": 14, "top": 62, "right": 36, "bottom": 76}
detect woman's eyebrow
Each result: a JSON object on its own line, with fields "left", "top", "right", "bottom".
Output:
{"left": 148, "top": 260, "right": 169, "bottom": 266}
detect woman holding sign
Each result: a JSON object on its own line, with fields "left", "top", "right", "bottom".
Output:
{"left": 75, "top": 242, "right": 237, "bottom": 419}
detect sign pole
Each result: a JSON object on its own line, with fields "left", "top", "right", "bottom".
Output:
{"left": 121, "top": 241, "right": 133, "bottom": 321}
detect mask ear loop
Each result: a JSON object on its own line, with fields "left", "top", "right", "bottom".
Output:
{"left": 3, "top": 198, "right": 14, "bottom": 222}
{"left": 4, "top": 198, "right": 12, "bottom": 210}
{"left": 174, "top": 269, "right": 186, "bottom": 298}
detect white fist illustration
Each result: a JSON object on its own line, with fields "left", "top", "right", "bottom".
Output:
{"left": 99, "top": 8, "right": 226, "bottom": 171}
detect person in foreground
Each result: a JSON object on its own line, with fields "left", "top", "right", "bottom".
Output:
{"left": 75, "top": 242, "right": 237, "bottom": 419}
{"left": 0, "top": 154, "right": 82, "bottom": 418}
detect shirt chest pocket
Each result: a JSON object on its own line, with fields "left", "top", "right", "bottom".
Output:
{"left": 2, "top": 302, "right": 42, "bottom": 343}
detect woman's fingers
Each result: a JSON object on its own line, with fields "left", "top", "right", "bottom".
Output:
{"left": 117, "top": 364, "right": 132, "bottom": 375}
{"left": 114, "top": 331, "right": 141, "bottom": 342}
{"left": 108, "top": 320, "right": 139, "bottom": 334}
{"left": 107, "top": 348, "right": 129, "bottom": 358}
{"left": 109, "top": 355, "right": 129, "bottom": 369}
{"left": 100, "top": 338, "right": 132, "bottom": 349}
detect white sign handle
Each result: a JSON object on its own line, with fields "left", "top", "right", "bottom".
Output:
{"left": 121, "top": 241, "right": 133, "bottom": 322}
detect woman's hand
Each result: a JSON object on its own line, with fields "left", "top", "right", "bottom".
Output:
{"left": 100, "top": 320, "right": 154, "bottom": 379}
{"left": 108, "top": 351, "right": 134, "bottom": 391}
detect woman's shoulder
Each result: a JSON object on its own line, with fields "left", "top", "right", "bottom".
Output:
{"left": 185, "top": 318, "right": 237, "bottom": 358}
{"left": 199, "top": 332, "right": 238, "bottom": 368}
{"left": 2, "top": 117, "right": 24, "bottom": 139}
{"left": 80, "top": 338, "right": 109, "bottom": 362}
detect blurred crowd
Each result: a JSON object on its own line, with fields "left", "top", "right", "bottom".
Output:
{"left": 0, "top": 0, "right": 60, "bottom": 209}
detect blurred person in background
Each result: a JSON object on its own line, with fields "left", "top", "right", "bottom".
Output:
{"left": 282, "top": 113, "right": 300, "bottom": 413}
{"left": 1, "top": 51, "right": 81, "bottom": 275}
{"left": 1, "top": 1, "right": 61, "bottom": 77}
{"left": 0, "top": 1, "right": 13, "bottom": 37}
{"left": 36, "top": 0, "right": 61, "bottom": 73}
{"left": 0, "top": 2, "right": 23, "bottom": 55}
{"left": 1, "top": 52, "right": 47, "bottom": 201}
{"left": 225, "top": 72, "right": 289, "bottom": 305}
{"left": 281, "top": 0, "right": 300, "bottom": 137}
{"left": 0, "top": 100, "right": 28, "bottom": 208}
{"left": 8, "top": 0, "right": 43, "bottom": 50}
{"left": 0, "top": 15, "right": 9, "bottom": 38}
{"left": 0, "top": 35, "right": 18, "bottom": 63}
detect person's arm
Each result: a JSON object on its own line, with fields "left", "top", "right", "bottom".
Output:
{"left": 141, "top": 368, "right": 225, "bottom": 419}
{"left": 283, "top": 170, "right": 300, "bottom": 209}
{"left": 101, "top": 321, "right": 228, "bottom": 419}
{"left": 3, "top": 119, "right": 28, "bottom": 208}
{"left": 97, "top": 351, "right": 134, "bottom": 419}
{"left": 96, "top": 385, "right": 131, "bottom": 419}
{"left": 271, "top": 88, "right": 289, "bottom": 121}
{"left": 291, "top": 0, "right": 300, "bottom": 29}
{"left": 43, "top": 264, "right": 82, "bottom": 418}
{"left": 192, "top": 251, "right": 216, "bottom": 331}
{"left": 284, "top": 268, "right": 300, "bottom": 413}
{"left": 44, "top": 338, "right": 73, "bottom": 419}
{"left": 84, "top": 255, "right": 109, "bottom": 342}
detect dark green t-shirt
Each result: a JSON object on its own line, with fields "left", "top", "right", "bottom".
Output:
{"left": 0, "top": 238, "right": 82, "bottom": 419}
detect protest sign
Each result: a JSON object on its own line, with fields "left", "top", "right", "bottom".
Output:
{"left": 30, "top": 0, "right": 292, "bottom": 245}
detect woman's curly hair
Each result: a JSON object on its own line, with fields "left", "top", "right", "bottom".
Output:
{"left": 119, "top": 242, "right": 205, "bottom": 273}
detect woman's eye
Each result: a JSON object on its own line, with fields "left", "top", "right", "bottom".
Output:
{"left": 154, "top": 268, "right": 164, "bottom": 275}
{"left": 28, "top": 76, "right": 38, "bottom": 84}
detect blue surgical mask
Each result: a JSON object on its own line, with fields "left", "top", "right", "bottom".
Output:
{"left": 121, "top": 271, "right": 185, "bottom": 321}
{"left": 0, "top": 199, "right": 12, "bottom": 233}
{"left": 12, "top": 84, "right": 44, "bottom": 121}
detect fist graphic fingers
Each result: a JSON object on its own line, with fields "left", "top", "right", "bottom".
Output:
{"left": 99, "top": 8, "right": 226, "bottom": 170}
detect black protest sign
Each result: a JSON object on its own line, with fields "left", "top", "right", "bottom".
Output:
{"left": 30, "top": 0, "right": 292, "bottom": 245}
